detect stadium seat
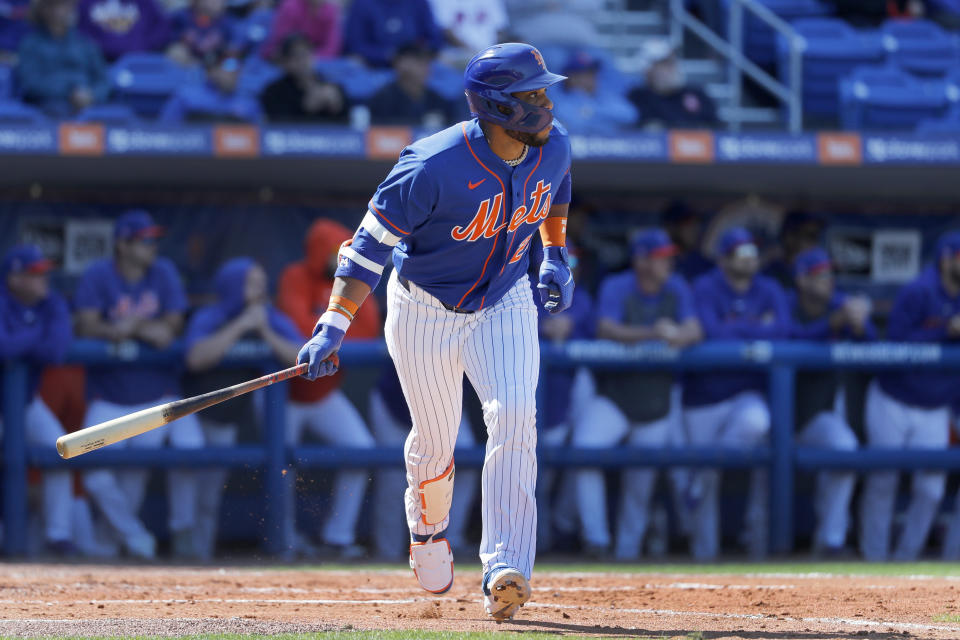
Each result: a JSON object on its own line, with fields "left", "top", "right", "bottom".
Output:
{"left": 0, "top": 63, "right": 11, "bottom": 99}
{"left": 721, "top": 0, "right": 831, "bottom": 66}
{"left": 428, "top": 61, "right": 463, "bottom": 101}
{"left": 111, "top": 53, "right": 204, "bottom": 118}
{"left": 75, "top": 103, "right": 140, "bottom": 124}
{"left": 237, "top": 8, "right": 275, "bottom": 56}
{"left": 839, "top": 66, "right": 949, "bottom": 130}
{"left": 0, "top": 99, "right": 47, "bottom": 124}
{"left": 237, "top": 56, "right": 283, "bottom": 95}
{"left": 314, "top": 57, "right": 393, "bottom": 101}
{"left": 778, "top": 18, "right": 886, "bottom": 120}
{"left": 881, "top": 19, "right": 960, "bottom": 77}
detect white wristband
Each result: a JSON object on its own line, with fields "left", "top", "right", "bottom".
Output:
{"left": 317, "top": 310, "right": 351, "bottom": 333}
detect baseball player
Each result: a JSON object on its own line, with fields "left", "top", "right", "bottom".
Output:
{"left": 298, "top": 43, "right": 572, "bottom": 621}
{"left": 276, "top": 218, "right": 378, "bottom": 559}
{"left": 859, "top": 232, "right": 960, "bottom": 561}
{"left": 0, "top": 245, "right": 74, "bottom": 554}
{"left": 683, "top": 227, "right": 789, "bottom": 560}
{"left": 788, "top": 247, "right": 872, "bottom": 554}
{"left": 573, "top": 229, "right": 702, "bottom": 560}
{"left": 74, "top": 209, "right": 203, "bottom": 559}
{"left": 184, "top": 257, "right": 303, "bottom": 559}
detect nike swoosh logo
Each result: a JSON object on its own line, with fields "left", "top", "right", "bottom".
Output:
{"left": 468, "top": 179, "right": 486, "bottom": 190}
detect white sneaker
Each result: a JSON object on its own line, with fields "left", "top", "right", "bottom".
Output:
{"left": 482, "top": 565, "right": 531, "bottom": 621}
{"left": 409, "top": 534, "right": 454, "bottom": 594}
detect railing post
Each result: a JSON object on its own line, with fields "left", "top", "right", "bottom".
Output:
{"left": 768, "top": 363, "right": 795, "bottom": 554}
{"left": 729, "top": 0, "right": 745, "bottom": 132}
{"left": 262, "top": 377, "right": 287, "bottom": 556}
{"left": 788, "top": 35, "right": 803, "bottom": 133}
{"left": 3, "top": 361, "right": 29, "bottom": 556}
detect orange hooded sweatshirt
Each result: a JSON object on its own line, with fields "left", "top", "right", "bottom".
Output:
{"left": 277, "top": 218, "right": 382, "bottom": 403}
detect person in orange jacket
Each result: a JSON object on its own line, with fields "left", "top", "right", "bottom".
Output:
{"left": 277, "top": 218, "right": 379, "bottom": 558}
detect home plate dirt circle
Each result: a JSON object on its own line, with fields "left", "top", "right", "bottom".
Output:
{"left": 2, "top": 564, "right": 960, "bottom": 638}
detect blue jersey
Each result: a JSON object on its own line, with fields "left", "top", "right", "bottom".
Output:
{"left": 340, "top": 119, "right": 571, "bottom": 311}
{"left": 683, "top": 268, "right": 789, "bottom": 407}
{"left": 0, "top": 287, "right": 71, "bottom": 407}
{"left": 787, "top": 290, "right": 877, "bottom": 341}
{"left": 878, "top": 265, "right": 960, "bottom": 408}
{"left": 74, "top": 257, "right": 188, "bottom": 404}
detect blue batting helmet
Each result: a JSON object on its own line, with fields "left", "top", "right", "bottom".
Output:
{"left": 464, "top": 43, "right": 566, "bottom": 134}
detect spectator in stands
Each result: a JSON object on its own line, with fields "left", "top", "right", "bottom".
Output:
{"left": 0, "top": 0, "right": 32, "bottom": 58}
{"left": 531, "top": 242, "right": 595, "bottom": 553}
{"left": 550, "top": 49, "right": 638, "bottom": 136}
{"left": 167, "top": 0, "right": 239, "bottom": 66}
{"left": 427, "top": 0, "right": 508, "bottom": 67}
{"left": 77, "top": 0, "right": 171, "bottom": 61}
{"left": 276, "top": 218, "right": 377, "bottom": 559}
{"left": 764, "top": 211, "right": 826, "bottom": 290}
{"left": 859, "top": 232, "right": 960, "bottom": 561}
{"left": 505, "top": 0, "right": 603, "bottom": 48}
{"left": 368, "top": 367, "right": 479, "bottom": 560}
{"left": 0, "top": 245, "right": 74, "bottom": 556}
{"left": 683, "top": 227, "right": 789, "bottom": 560}
{"left": 184, "top": 257, "right": 302, "bottom": 560}
{"left": 573, "top": 230, "right": 702, "bottom": 560}
{"left": 16, "top": 0, "right": 109, "bottom": 116}
{"left": 789, "top": 248, "right": 872, "bottom": 555}
{"left": 260, "top": 33, "right": 347, "bottom": 123}
{"left": 661, "top": 200, "right": 712, "bottom": 282}
{"left": 342, "top": 0, "right": 443, "bottom": 68}
{"left": 160, "top": 55, "right": 262, "bottom": 122}
{"left": 367, "top": 42, "right": 459, "bottom": 128}
{"left": 629, "top": 39, "right": 718, "bottom": 130}
{"left": 261, "top": 0, "right": 339, "bottom": 61}
{"left": 74, "top": 210, "right": 203, "bottom": 560}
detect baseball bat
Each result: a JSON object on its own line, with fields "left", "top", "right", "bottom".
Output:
{"left": 56, "top": 361, "right": 318, "bottom": 459}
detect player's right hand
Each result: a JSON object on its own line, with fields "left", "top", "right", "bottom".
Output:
{"left": 297, "top": 323, "right": 345, "bottom": 380}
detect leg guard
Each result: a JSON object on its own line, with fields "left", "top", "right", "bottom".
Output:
{"left": 410, "top": 531, "right": 454, "bottom": 594}
{"left": 419, "top": 458, "right": 455, "bottom": 526}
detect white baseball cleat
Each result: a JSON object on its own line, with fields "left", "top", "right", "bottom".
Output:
{"left": 482, "top": 565, "right": 531, "bottom": 622}
{"left": 409, "top": 532, "right": 454, "bottom": 594}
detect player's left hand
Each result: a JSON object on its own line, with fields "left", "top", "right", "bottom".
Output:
{"left": 297, "top": 323, "right": 345, "bottom": 380}
{"left": 537, "top": 246, "right": 574, "bottom": 314}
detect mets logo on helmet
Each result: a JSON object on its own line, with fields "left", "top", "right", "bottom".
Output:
{"left": 531, "top": 49, "right": 546, "bottom": 69}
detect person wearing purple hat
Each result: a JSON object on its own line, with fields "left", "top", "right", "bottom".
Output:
{"left": 572, "top": 228, "right": 702, "bottom": 560}
{"left": 0, "top": 245, "right": 75, "bottom": 555}
{"left": 74, "top": 209, "right": 203, "bottom": 560}
{"left": 683, "top": 226, "right": 789, "bottom": 560}
{"left": 789, "top": 247, "right": 874, "bottom": 556}
{"left": 860, "top": 231, "right": 960, "bottom": 561}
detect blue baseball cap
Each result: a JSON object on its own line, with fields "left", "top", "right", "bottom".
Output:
{"left": 562, "top": 50, "right": 601, "bottom": 75}
{"left": 717, "top": 226, "right": 757, "bottom": 258}
{"left": 937, "top": 231, "right": 960, "bottom": 260}
{"left": 631, "top": 228, "right": 678, "bottom": 258}
{"left": 115, "top": 209, "right": 164, "bottom": 241}
{"left": 794, "top": 247, "right": 832, "bottom": 278}
{"left": 2, "top": 244, "right": 53, "bottom": 276}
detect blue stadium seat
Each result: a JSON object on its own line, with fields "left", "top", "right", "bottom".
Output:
{"left": 778, "top": 18, "right": 886, "bottom": 120}
{"left": 428, "top": 61, "right": 463, "bottom": 101}
{"left": 237, "top": 56, "right": 283, "bottom": 95}
{"left": 75, "top": 102, "right": 140, "bottom": 124}
{"left": 839, "top": 66, "right": 949, "bottom": 130}
{"left": 314, "top": 58, "right": 393, "bottom": 100}
{"left": 0, "top": 99, "right": 47, "bottom": 123}
{"left": 0, "top": 63, "right": 11, "bottom": 99}
{"left": 111, "top": 53, "right": 204, "bottom": 117}
{"left": 882, "top": 19, "right": 960, "bottom": 77}
{"left": 237, "top": 8, "right": 275, "bottom": 55}
{"left": 721, "top": 0, "right": 831, "bottom": 66}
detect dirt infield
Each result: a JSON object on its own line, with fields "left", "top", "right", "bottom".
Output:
{"left": 2, "top": 563, "right": 960, "bottom": 639}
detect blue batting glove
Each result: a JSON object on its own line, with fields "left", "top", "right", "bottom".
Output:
{"left": 537, "top": 246, "right": 574, "bottom": 314}
{"left": 297, "top": 323, "right": 345, "bottom": 380}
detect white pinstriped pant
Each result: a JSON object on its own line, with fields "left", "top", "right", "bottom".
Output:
{"left": 384, "top": 270, "right": 539, "bottom": 579}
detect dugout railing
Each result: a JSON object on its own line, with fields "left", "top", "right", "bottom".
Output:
{"left": 5, "top": 338, "right": 960, "bottom": 558}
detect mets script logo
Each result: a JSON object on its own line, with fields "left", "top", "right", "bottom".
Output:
{"left": 531, "top": 49, "right": 546, "bottom": 69}
{"left": 451, "top": 180, "right": 552, "bottom": 242}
